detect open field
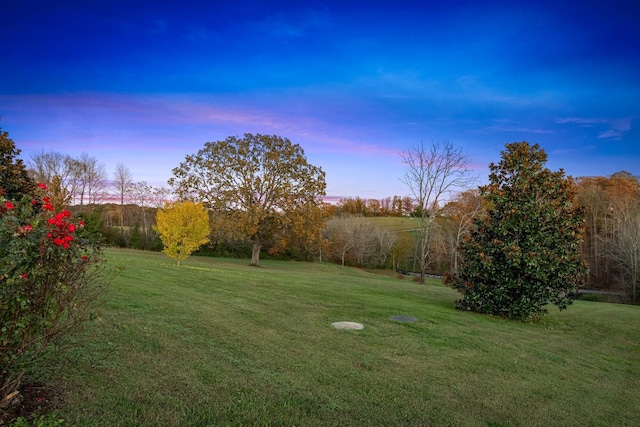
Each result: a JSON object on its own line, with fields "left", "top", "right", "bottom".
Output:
{"left": 32, "top": 249, "right": 640, "bottom": 426}
{"left": 368, "top": 216, "right": 421, "bottom": 233}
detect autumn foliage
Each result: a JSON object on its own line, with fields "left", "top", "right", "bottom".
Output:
{"left": 169, "top": 134, "right": 326, "bottom": 266}
{"left": 446, "top": 142, "right": 588, "bottom": 320}
{"left": 153, "top": 201, "right": 210, "bottom": 265}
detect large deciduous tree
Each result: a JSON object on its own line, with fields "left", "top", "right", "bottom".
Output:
{"left": 446, "top": 142, "right": 588, "bottom": 320}
{"left": 169, "top": 134, "right": 326, "bottom": 266}
{"left": 401, "top": 140, "right": 475, "bottom": 283}
{"left": 154, "top": 201, "right": 210, "bottom": 265}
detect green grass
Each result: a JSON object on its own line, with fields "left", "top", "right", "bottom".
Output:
{"left": 368, "top": 216, "right": 420, "bottom": 233}
{"left": 35, "top": 249, "right": 640, "bottom": 426}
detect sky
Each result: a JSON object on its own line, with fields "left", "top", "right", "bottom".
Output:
{"left": 1, "top": 0, "right": 639, "bottom": 200}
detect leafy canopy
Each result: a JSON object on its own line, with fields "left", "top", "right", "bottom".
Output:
{"left": 0, "top": 128, "right": 36, "bottom": 200}
{"left": 445, "top": 142, "right": 588, "bottom": 320}
{"left": 153, "top": 201, "right": 210, "bottom": 265}
{"left": 169, "top": 134, "right": 326, "bottom": 266}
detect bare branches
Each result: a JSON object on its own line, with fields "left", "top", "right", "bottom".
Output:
{"left": 401, "top": 140, "right": 476, "bottom": 283}
{"left": 401, "top": 140, "right": 476, "bottom": 212}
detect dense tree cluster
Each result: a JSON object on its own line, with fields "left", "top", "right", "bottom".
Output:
{"left": 4, "top": 125, "right": 638, "bottom": 303}
{"left": 577, "top": 172, "right": 640, "bottom": 302}
{"left": 334, "top": 196, "right": 415, "bottom": 217}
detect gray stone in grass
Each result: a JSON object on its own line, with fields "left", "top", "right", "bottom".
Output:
{"left": 389, "top": 315, "right": 418, "bottom": 323}
{"left": 331, "top": 321, "right": 364, "bottom": 330}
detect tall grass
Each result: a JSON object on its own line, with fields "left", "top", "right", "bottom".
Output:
{"left": 35, "top": 249, "right": 640, "bottom": 426}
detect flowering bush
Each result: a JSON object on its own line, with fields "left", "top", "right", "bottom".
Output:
{"left": 1, "top": 184, "right": 106, "bottom": 402}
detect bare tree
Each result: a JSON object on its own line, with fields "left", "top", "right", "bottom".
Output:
{"left": 372, "top": 226, "right": 397, "bottom": 267}
{"left": 443, "top": 189, "right": 485, "bottom": 272}
{"left": 607, "top": 190, "right": 640, "bottom": 303}
{"left": 401, "top": 140, "right": 475, "bottom": 283}
{"left": 150, "top": 186, "right": 174, "bottom": 209}
{"left": 29, "top": 151, "right": 107, "bottom": 205}
{"left": 113, "top": 163, "right": 133, "bottom": 236}
{"left": 326, "top": 216, "right": 372, "bottom": 267}
{"left": 325, "top": 215, "right": 397, "bottom": 267}
{"left": 129, "top": 181, "right": 154, "bottom": 247}
{"left": 28, "top": 150, "right": 70, "bottom": 185}
{"left": 69, "top": 153, "right": 107, "bottom": 205}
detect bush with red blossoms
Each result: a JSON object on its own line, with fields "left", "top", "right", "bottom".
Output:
{"left": 1, "top": 184, "right": 107, "bottom": 402}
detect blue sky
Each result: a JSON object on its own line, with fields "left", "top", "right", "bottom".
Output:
{"left": 1, "top": 0, "right": 639, "bottom": 200}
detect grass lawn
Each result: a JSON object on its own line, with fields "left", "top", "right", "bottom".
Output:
{"left": 30, "top": 249, "right": 640, "bottom": 426}
{"left": 368, "top": 216, "right": 420, "bottom": 233}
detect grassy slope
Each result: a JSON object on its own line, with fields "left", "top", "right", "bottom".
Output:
{"left": 368, "top": 216, "right": 420, "bottom": 233}
{"left": 39, "top": 249, "right": 639, "bottom": 426}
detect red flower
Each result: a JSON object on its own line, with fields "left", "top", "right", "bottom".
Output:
{"left": 24, "top": 224, "right": 32, "bottom": 232}
{"left": 37, "top": 182, "right": 47, "bottom": 190}
{"left": 68, "top": 223, "right": 76, "bottom": 232}
{"left": 21, "top": 273, "right": 28, "bottom": 279}
{"left": 5, "top": 201, "right": 15, "bottom": 210}
{"left": 79, "top": 220, "right": 85, "bottom": 227}
{"left": 81, "top": 255, "right": 88, "bottom": 262}
{"left": 42, "top": 197, "right": 54, "bottom": 211}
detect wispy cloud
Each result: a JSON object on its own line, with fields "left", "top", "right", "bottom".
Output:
{"left": 483, "top": 118, "right": 554, "bottom": 135}
{"left": 0, "top": 92, "right": 401, "bottom": 159}
{"left": 556, "top": 116, "right": 633, "bottom": 140}
{"left": 597, "top": 118, "right": 632, "bottom": 140}
{"left": 555, "top": 117, "right": 606, "bottom": 126}
{"left": 487, "top": 125, "right": 554, "bottom": 134}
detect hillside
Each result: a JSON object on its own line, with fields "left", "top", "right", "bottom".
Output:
{"left": 25, "top": 249, "right": 640, "bottom": 426}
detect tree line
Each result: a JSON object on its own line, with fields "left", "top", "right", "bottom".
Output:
{"left": 15, "top": 133, "right": 640, "bottom": 303}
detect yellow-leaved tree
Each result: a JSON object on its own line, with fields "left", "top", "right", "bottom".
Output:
{"left": 153, "top": 201, "right": 210, "bottom": 265}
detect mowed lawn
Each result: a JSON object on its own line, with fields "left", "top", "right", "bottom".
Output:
{"left": 39, "top": 249, "right": 639, "bottom": 426}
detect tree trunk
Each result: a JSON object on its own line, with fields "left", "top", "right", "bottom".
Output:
{"left": 251, "top": 242, "right": 261, "bottom": 266}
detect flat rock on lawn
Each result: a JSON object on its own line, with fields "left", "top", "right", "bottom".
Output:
{"left": 331, "top": 321, "right": 364, "bottom": 330}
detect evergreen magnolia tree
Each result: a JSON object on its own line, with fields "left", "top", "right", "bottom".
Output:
{"left": 153, "top": 201, "right": 210, "bottom": 265}
{"left": 445, "top": 142, "right": 588, "bottom": 320}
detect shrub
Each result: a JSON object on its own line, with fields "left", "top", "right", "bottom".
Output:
{"left": 1, "top": 184, "right": 107, "bottom": 400}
